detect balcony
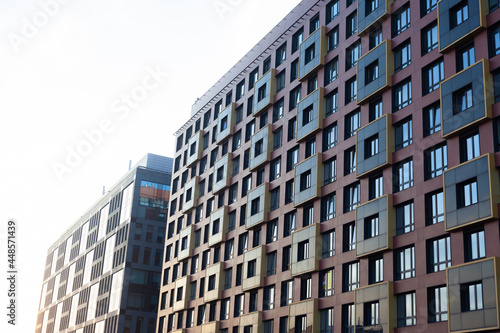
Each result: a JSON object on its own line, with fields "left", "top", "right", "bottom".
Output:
{"left": 253, "top": 69, "right": 277, "bottom": 116}
{"left": 186, "top": 131, "right": 203, "bottom": 167}
{"left": 296, "top": 88, "right": 325, "bottom": 142}
{"left": 246, "top": 183, "right": 270, "bottom": 229}
{"left": 213, "top": 154, "right": 233, "bottom": 194}
{"left": 208, "top": 206, "right": 228, "bottom": 247}
{"left": 294, "top": 153, "right": 322, "bottom": 207}
{"left": 242, "top": 245, "right": 267, "bottom": 291}
{"left": 217, "top": 103, "right": 236, "bottom": 144}
{"left": 291, "top": 223, "right": 320, "bottom": 277}
{"left": 299, "top": 26, "right": 326, "bottom": 80}
{"left": 250, "top": 124, "right": 272, "bottom": 171}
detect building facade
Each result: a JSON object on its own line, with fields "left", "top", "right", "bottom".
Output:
{"left": 158, "top": 0, "right": 500, "bottom": 332}
{"left": 36, "top": 154, "right": 172, "bottom": 333}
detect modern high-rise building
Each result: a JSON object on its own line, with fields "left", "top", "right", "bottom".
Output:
{"left": 36, "top": 153, "right": 172, "bottom": 333}
{"left": 158, "top": 0, "right": 500, "bottom": 332}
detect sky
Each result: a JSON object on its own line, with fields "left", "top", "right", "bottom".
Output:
{"left": 0, "top": 0, "right": 302, "bottom": 331}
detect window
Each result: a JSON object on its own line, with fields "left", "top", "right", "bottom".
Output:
{"left": 307, "top": 75, "right": 318, "bottom": 94}
{"left": 364, "top": 215, "right": 379, "bottom": 239}
{"left": 453, "top": 84, "right": 473, "bottom": 115}
{"left": 369, "top": 26, "right": 383, "bottom": 50}
{"left": 234, "top": 294, "right": 244, "bottom": 317}
{"left": 321, "top": 192, "right": 336, "bottom": 222}
{"left": 457, "top": 178, "right": 478, "bottom": 208}
{"left": 288, "top": 117, "right": 297, "bottom": 141}
{"left": 461, "top": 282, "right": 483, "bottom": 311}
{"left": 396, "top": 200, "right": 414, "bottom": 235}
{"left": 322, "top": 230, "right": 335, "bottom": 258}
{"left": 310, "top": 13, "right": 320, "bottom": 34}
{"left": 369, "top": 97, "right": 383, "bottom": 122}
{"left": 426, "top": 189, "right": 444, "bottom": 225}
{"left": 327, "top": 26, "right": 339, "bottom": 52}
{"left": 247, "top": 259, "right": 256, "bottom": 278}
{"left": 326, "top": 0, "right": 340, "bottom": 23}
{"left": 460, "top": 130, "right": 480, "bottom": 162}
{"left": 343, "top": 222, "right": 356, "bottom": 252}
{"left": 488, "top": 23, "right": 500, "bottom": 57}
{"left": 344, "top": 146, "right": 356, "bottom": 175}
{"left": 422, "top": 59, "right": 444, "bottom": 94}
{"left": 300, "top": 275, "right": 312, "bottom": 300}
{"left": 464, "top": 227, "right": 486, "bottom": 261}
{"left": 369, "top": 256, "right": 384, "bottom": 284}
{"left": 395, "top": 117, "right": 412, "bottom": 150}
{"left": 421, "top": 0, "right": 437, "bottom": 16}
{"left": 364, "top": 301, "right": 380, "bottom": 326}
{"left": 427, "top": 236, "right": 451, "bottom": 273}
{"left": 346, "top": 41, "right": 361, "bottom": 70}
{"left": 256, "top": 168, "right": 265, "bottom": 186}
{"left": 281, "top": 280, "right": 294, "bottom": 306}
{"left": 292, "top": 27, "right": 304, "bottom": 53}
{"left": 286, "top": 147, "right": 299, "bottom": 172}
{"left": 421, "top": 22, "right": 438, "bottom": 55}
{"left": 303, "top": 205, "right": 314, "bottom": 227}
{"left": 284, "top": 211, "right": 297, "bottom": 237}
{"left": 275, "top": 69, "right": 286, "bottom": 92}
{"left": 450, "top": 1, "right": 469, "bottom": 28}
{"left": 365, "top": 134, "right": 379, "bottom": 158}
{"left": 282, "top": 246, "right": 291, "bottom": 271}
{"left": 320, "top": 269, "right": 334, "bottom": 297}
{"left": 324, "top": 157, "right": 337, "bottom": 185}
{"left": 249, "top": 68, "right": 259, "bottom": 90}
{"left": 253, "top": 228, "right": 261, "bottom": 248}
{"left": 395, "top": 246, "right": 415, "bottom": 280}
{"left": 305, "top": 138, "right": 316, "bottom": 158}
{"left": 225, "top": 239, "right": 234, "bottom": 260}
{"left": 394, "top": 39, "right": 411, "bottom": 72}
{"left": 276, "top": 43, "right": 287, "bottom": 67}
{"left": 295, "top": 315, "right": 307, "bottom": 333}
{"left": 263, "top": 285, "right": 275, "bottom": 310}
{"left": 365, "top": 60, "right": 379, "bottom": 84}
{"left": 345, "top": 109, "right": 360, "bottom": 139}
{"left": 343, "top": 182, "right": 360, "bottom": 213}
{"left": 238, "top": 233, "right": 248, "bottom": 255}
{"left": 342, "top": 304, "right": 355, "bottom": 333}
{"left": 270, "top": 158, "right": 281, "bottom": 181}
{"left": 343, "top": 261, "right": 359, "bottom": 292}
{"left": 369, "top": 174, "right": 383, "bottom": 200}
{"left": 428, "top": 286, "right": 447, "bottom": 323}
{"left": 263, "top": 56, "right": 271, "bottom": 73}
{"left": 289, "top": 86, "right": 301, "bottom": 111}
{"left": 424, "top": 143, "right": 447, "bottom": 180}
{"left": 325, "top": 90, "right": 338, "bottom": 116}
{"left": 392, "top": 4, "right": 410, "bottom": 37}
{"left": 260, "top": 111, "right": 268, "bottom": 128}
{"left": 267, "top": 251, "right": 277, "bottom": 276}
{"left": 346, "top": 11, "right": 357, "bottom": 38}
{"left": 245, "top": 120, "right": 255, "bottom": 142}
{"left": 298, "top": 240, "right": 309, "bottom": 261}
{"left": 393, "top": 78, "right": 412, "bottom": 112}
{"left": 397, "top": 292, "right": 416, "bottom": 326}
{"left": 267, "top": 220, "right": 278, "bottom": 244}
{"left": 305, "top": 45, "right": 316, "bottom": 65}
{"left": 264, "top": 320, "right": 273, "bottom": 333}
{"left": 423, "top": 102, "right": 441, "bottom": 136}
{"left": 300, "top": 170, "right": 312, "bottom": 191}
{"left": 285, "top": 179, "right": 293, "bottom": 203}
{"left": 393, "top": 158, "right": 414, "bottom": 192}
{"left": 272, "top": 100, "right": 284, "bottom": 124}
{"left": 456, "top": 43, "right": 475, "bottom": 71}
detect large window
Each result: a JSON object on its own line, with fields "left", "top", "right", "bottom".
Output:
{"left": 461, "top": 282, "right": 483, "bottom": 311}
{"left": 320, "top": 308, "right": 334, "bottom": 333}
{"left": 394, "top": 39, "right": 411, "bottom": 72}
{"left": 343, "top": 182, "right": 360, "bottom": 213}
{"left": 427, "top": 236, "right": 451, "bottom": 273}
{"left": 423, "top": 102, "right": 441, "bottom": 136}
{"left": 343, "top": 222, "right": 356, "bottom": 252}
{"left": 284, "top": 211, "right": 297, "bottom": 237}
{"left": 456, "top": 43, "right": 475, "bottom": 71}
{"left": 453, "top": 84, "right": 474, "bottom": 115}
{"left": 392, "top": 4, "right": 411, "bottom": 37}
{"left": 397, "top": 292, "right": 416, "bottom": 327}
{"left": 346, "top": 41, "right": 361, "bottom": 70}
{"left": 281, "top": 280, "right": 294, "bottom": 306}
{"left": 393, "top": 78, "right": 412, "bottom": 112}
{"left": 322, "top": 229, "right": 335, "bottom": 259}
{"left": 426, "top": 190, "right": 444, "bottom": 225}
{"left": 342, "top": 261, "right": 359, "bottom": 292}
{"left": 421, "top": 0, "right": 438, "bottom": 16}
{"left": 364, "top": 301, "right": 380, "bottom": 326}
{"left": 488, "top": 23, "right": 500, "bottom": 57}
{"left": 459, "top": 130, "right": 480, "bottom": 163}
{"left": 393, "top": 158, "right": 414, "bottom": 193}
{"left": 369, "top": 173, "right": 383, "bottom": 200}
{"left": 289, "top": 86, "right": 301, "bottom": 111}
{"left": 286, "top": 146, "right": 299, "bottom": 172}
{"left": 464, "top": 227, "right": 486, "bottom": 262}
{"left": 450, "top": 0, "right": 469, "bottom": 28}
{"left": 276, "top": 43, "right": 287, "bottom": 67}
{"left": 326, "top": 0, "right": 340, "bottom": 23}
{"left": 263, "top": 285, "right": 275, "bottom": 310}
{"left": 396, "top": 200, "right": 414, "bottom": 235}
{"left": 345, "top": 109, "right": 360, "bottom": 139}
{"left": 369, "top": 256, "right": 384, "bottom": 284}
{"left": 344, "top": 146, "right": 356, "bottom": 175}
{"left": 424, "top": 143, "right": 447, "bottom": 180}
{"left": 320, "top": 268, "right": 335, "bottom": 297}
{"left": 300, "top": 275, "right": 312, "bottom": 300}
{"left": 395, "top": 117, "right": 413, "bottom": 150}
{"left": 342, "top": 304, "right": 355, "bottom": 333}
{"left": 364, "top": 214, "right": 379, "bottom": 239}
{"left": 327, "top": 26, "right": 339, "bottom": 52}
{"left": 324, "top": 157, "right": 337, "bottom": 185}
{"left": 321, "top": 192, "right": 336, "bottom": 222}
{"left": 345, "top": 77, "right": 357, "bottom": 104}
{"left": 325, "top": 58, "right": 339, "bottom": 85}
{"left": 421, "top": 22, "right": 438, "bottom": 55}
{"left": 292, "top": 27, "right": 304, "bottom": 53}
{"left": 346, "top": 11, "right": 357, "bottom": 38}
{"left": 428, "top": 286, "right": 448, "bottom": 323}
{"left": 395, "top": 246, "right": 415, "bottom": 280}
{"left": 422, "top": 59, "right": 444, "bottom": 94}
{"left": 325, "top": 90, "right": 338, "bottom": 116}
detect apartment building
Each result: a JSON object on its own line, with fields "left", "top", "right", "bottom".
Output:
{"left": 36, "top": 154, "right": 172, "bottom": 333}
{"left": 158, "top": 0, "right": 500, "bottom": 332}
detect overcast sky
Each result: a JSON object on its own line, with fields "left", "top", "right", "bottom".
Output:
{"left": 0, "top": 0, "right": 302, "bottom": 331}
